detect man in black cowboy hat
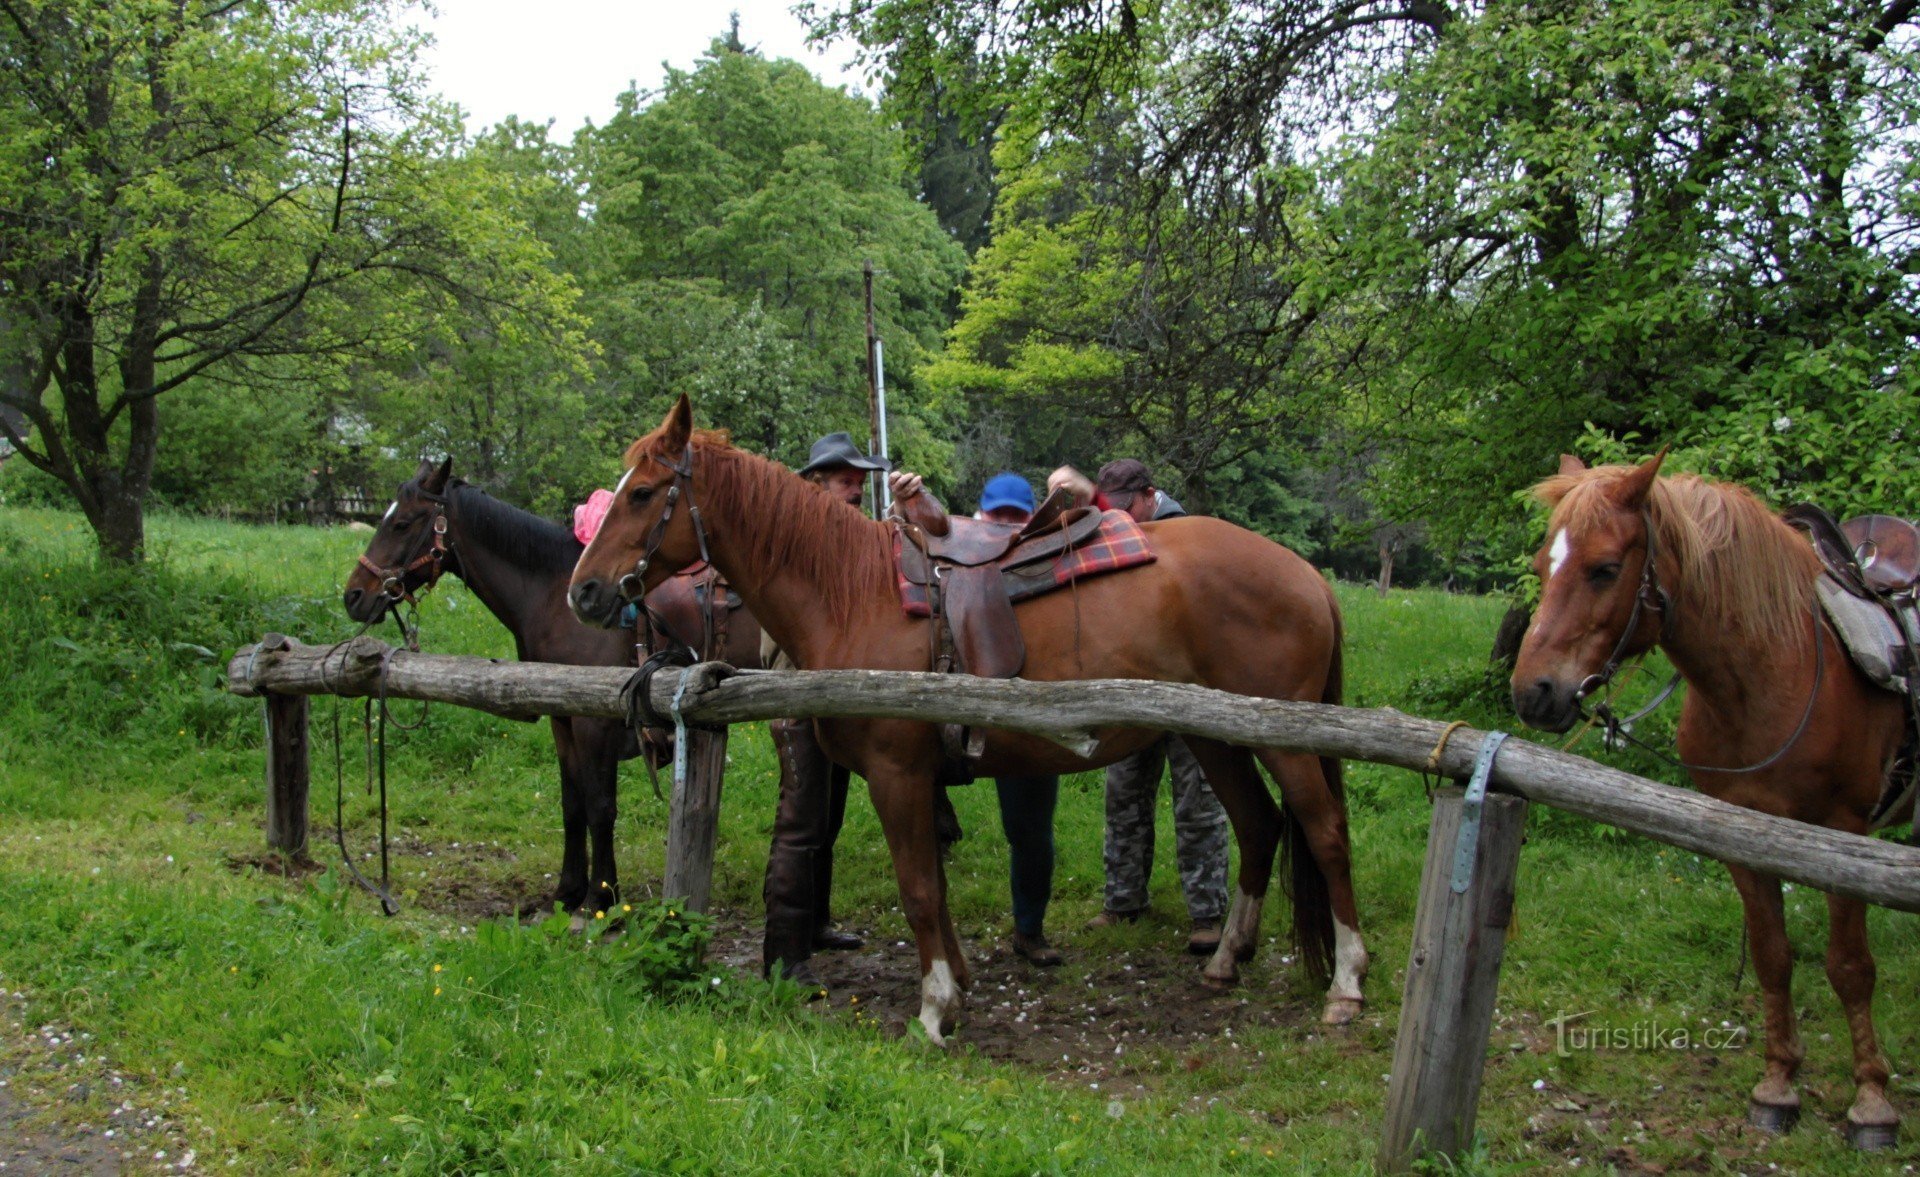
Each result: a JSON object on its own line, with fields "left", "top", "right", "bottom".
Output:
{"left": 761, "top": 432, "right": 946, "bottom": 986}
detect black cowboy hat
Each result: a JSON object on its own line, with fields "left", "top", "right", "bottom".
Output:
{"left": 798, "top": 432, "right": 891, "bottom": 477}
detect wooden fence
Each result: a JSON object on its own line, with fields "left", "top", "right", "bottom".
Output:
{"left": 228, "top": 633, "right": 1920, "bottom": 1170}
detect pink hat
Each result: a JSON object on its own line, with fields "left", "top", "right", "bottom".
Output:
{"left": 573, "top": 489, "right": 614, "bottom": 545}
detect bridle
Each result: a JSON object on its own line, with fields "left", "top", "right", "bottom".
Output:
{"left": 358, "top": 490, "right": 452, "bottom": 607}
{"left": 1572, "top": 509, "right": 1672, "bottom": 704}
{"left": 613, "top": 443, "right": 711, "bottom": 606}
{"left": 1569, "top": 507, "right": 1825, "bottom": 775}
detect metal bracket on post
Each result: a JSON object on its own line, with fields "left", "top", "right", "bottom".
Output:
{"left": 1450, "top": 730, "right": 1510, "bottom": 893}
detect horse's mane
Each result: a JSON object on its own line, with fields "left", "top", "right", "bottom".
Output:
{"left": 442, "top": 481, "right": 582, "bottom": 575}
{"left": 624, "top": 428, "right": 894, "bottom": 622}
{"left": 1535, "top": 466, "right": 1817, "bottom": 646}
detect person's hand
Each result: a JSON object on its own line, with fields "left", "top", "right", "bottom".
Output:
{"left": 888, "top": 470, "right": 926, "bottom": 502}
{"left": 1047, "top": 465, "right": 1094, "bottom": 507}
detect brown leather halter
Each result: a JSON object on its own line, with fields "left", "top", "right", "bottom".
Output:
{"left": 358, "top": 491, "right": 451, "bottom": 605}
{"left": 615, "top": 443, "right": 711, "bottom": 606}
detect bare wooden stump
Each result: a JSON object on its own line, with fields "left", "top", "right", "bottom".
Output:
{"left": 662, "top": 726, "right": 728, "bottom": 912}
{"left": 1379, "top": 788, "right": 1529, "bottom": 1173}
{"left": 259, "top": 634, "right": 312, "bottom": 863}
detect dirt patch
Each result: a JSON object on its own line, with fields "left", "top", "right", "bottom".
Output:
{"left": 0, "top": 985, "right": 196, "bottom": 1174}
{"left": 705, "top": 915, "right": 1322, "bottom": 1093}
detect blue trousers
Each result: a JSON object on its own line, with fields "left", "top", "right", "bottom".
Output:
{"left": 994, "top": 775, "right": 1059, "bottom": 937}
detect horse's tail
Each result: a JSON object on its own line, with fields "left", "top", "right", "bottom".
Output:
{"left": 1281, "top": 604, "right": 1343, "bottom": 987}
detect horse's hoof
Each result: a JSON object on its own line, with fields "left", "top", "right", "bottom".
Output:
{"left": 1747, "top": 1100, "right": 1799, "bottom": 1134}
{"left": 1845, "top": 1120, "right": 1898, "bottom": 1151}
{"left": 567, "top": 912, "right": 588, "bottom": 935}
{"left": 1321, "top": 997, "right": 1363, "bottom": 1026}
{"left": 1199, "top": 969, "right": 1238, "bottom": 992}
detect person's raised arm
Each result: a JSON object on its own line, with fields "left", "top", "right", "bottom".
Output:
{"left": 887, "top": 470, "right": 949, "bottom": 536}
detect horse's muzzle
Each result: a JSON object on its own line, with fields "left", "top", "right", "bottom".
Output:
{"left": 342, "top": 585, "right": 389, "bottom": 625}
{"left": 570, "top": 578, "right": 621, "bottom": 628}
{"left": 1512, "top": 676, "right": 1580, "bottom": 734}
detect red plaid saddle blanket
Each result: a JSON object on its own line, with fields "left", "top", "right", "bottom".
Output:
{"left": 894, "top": 509, "right": 1157, "bottom": 618}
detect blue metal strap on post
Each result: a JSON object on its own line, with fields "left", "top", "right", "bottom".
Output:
{"left": 1450, "top": 730, "right": 1511, "bottom": 894}
{"left": 670, "top": 671, "right": 695, "bottom": 792}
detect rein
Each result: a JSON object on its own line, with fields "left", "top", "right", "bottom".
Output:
{"left": 1569, "top": 510, "right": 1826, "bottom": 775}
{"left": 615, "top": 444, "right": 712, "bottom": 607}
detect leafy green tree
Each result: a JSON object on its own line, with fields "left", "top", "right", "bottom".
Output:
{"left": 0, "top": 0, "right": 584, "bottom": 560}
{"left": 580, "top": 36, "right": 968, "bottom": 473}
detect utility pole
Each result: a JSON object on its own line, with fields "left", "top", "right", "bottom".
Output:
{"left": 863, "top": 259, "right": 892, "bottom": 517}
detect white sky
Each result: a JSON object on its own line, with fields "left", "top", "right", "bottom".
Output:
{"left": 414, "top": 1, "right": 870, "bottom": 138}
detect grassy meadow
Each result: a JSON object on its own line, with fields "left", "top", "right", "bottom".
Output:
{"left": 1, "top": 504, "right": 1918, "bottom": 1173}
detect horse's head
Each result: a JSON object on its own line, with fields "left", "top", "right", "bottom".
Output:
{"left": 1511, "top": 451, "right": 1669, "bottom": 732}
{"left": 343, "top": 457, "right": 456, "bottom": 623}
{"left": 570, "top": 395, "right": 709, "bottom": 628}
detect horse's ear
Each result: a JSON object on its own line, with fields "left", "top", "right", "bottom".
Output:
{"left": 1558, "top": 453, "right": 1587, "bottom": 475}
{"left": 660, "top": 394, "right": 693, "bottom": 451}
{"left": 1613, "top": 448, "right": 1667, "bottom": 509}
{"left": 423, "top": 456, "right": 453, "bottom": 493}
{"left": 413, "top": 456, "right": 437, "bottom": 484}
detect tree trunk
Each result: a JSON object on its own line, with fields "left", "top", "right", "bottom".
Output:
{"left": 1375, "top": 541, "right": 1396, "bottom": 596}
{"left": 1488, "top": 602, "right": 1532, "bottom": 668}
{"left": 90, "top": 485, "right": 147, "bottom": 564}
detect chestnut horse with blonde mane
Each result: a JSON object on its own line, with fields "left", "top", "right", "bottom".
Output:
{"left": 570, "top": 397, "right": 1364, "bottom": 1044}
{"left": 1512, "top": 453, "right": 1910, "bottom": 1150}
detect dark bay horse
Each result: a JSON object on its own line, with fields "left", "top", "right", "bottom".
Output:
{"left": 343, "top": 457, "right": 762, "bottom": 924}
{"left": 568, "top": 397, "right": 1361, "bottom": 1044}
{"left": 1511, "top": 453, "right": 1909, "bottom": 1149}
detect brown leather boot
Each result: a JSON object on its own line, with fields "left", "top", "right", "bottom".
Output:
{"left": 762, "top": 718, "right": 830, "bottom": 979}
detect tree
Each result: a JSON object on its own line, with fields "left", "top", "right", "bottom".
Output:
{"left": 0, "top": 0, "right": 583, "bottom": 560}
{"left": 819, "top": 0, "right": 1920, "bottom": 551}
{"left": 580, "top": 35, "right": 968, "bottom": 475}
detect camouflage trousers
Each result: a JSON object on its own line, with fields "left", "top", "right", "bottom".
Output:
{"left": 1102, "top": 736, "right": 1229, "bottom": 922}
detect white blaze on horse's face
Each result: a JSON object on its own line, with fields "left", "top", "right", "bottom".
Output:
{"left": 1547, "top": 528, "right": 1571, "bottom": 580}
{"left": 613, "top": 466, "right": 635, "bottom": 497}
{"left": 382, "top": 501, "right": 397, "bottom": 524}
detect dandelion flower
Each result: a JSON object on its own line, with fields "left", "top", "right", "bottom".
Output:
{"left": 432, "top": 964, "right": 442, "bottom": 973}
{"left": 594, "top": 910, "right": 606, "bottom": 920}
{"left": 622, "top": 904, "right": 632, "bottom": 913}
{"left": 434, "top": 986, "right": 442, "bottom": 996}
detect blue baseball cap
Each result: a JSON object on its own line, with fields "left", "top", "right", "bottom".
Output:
{"left": 979, "top": 471, "right": 1036, "bottom": 515}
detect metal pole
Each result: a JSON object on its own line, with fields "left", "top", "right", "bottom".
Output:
{"left": 874, "top": 338, "right": 890, "bottom": 514}
{"left": 863, "top": 260, "right": 888, "bottom": 518}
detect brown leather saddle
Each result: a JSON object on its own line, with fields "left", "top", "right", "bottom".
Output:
{"left": 893, "top": 489, "right": 1125, "bottom": 778}
{"left": 896, "top": 490, "right": 1108, "bottom": 679}
{"left": 641, "top": 562, "right": 740, "bottom": 662}
{"left": 1785, "top": 504, "right": 1920, "bottom": 826}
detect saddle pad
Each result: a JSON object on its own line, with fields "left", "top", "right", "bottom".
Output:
{"left": 894, "top": 510, "right": 1157, "bottom": 619}
{"left": 1815, "top": 575, "right": 1918, "bottom": 697}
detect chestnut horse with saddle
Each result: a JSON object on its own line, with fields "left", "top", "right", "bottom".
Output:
{"left": 569, "top": 396, "right": 1363, "bottom": 1044}
{"left": 1512, "top": 453, "right": 1919, "bottom": 1150}
{"left": 344, "top": 457, "right": 760, "bottom": 924}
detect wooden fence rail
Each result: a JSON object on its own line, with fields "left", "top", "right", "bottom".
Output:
{"left": 229, "top": 633, "right": 1920, "bottom": 913}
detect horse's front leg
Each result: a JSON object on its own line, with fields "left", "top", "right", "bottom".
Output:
{"left": 550, "top": 718, "right": 591, "bottom": 926}
{"left": 867, "top": 766, "right": 966, "bottom": 1046}
{"left": 580, "top": 718, "right": 624, "bottom": 923}
{"left": 1728, "top": 864, "right": 1805, "bottom": 1131}
{"left": 1826, "top": 891, "right": 1898, "bottom": 1149}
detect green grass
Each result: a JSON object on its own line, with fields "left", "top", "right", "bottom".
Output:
{"left": 2, "top": 503, "right": 1917, "bottom": 1173}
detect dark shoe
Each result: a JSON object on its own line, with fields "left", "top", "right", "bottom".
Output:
{"left": 1187, "top": 920, "right": 1223, "bottom": 957}
{"left": 1013, "top": 931, "right": 1064, "bottom": 967}
{"left": 813, "top": 926, "right": 865, "bottom": 951}
{"left": 1086, "top": 908, "right": 1142, "bottom": 930}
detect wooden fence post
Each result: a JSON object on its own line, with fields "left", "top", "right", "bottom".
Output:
{"left": 258, "top": 634, "right": 312, "bottom": 864}
{"left": 1378, "top": 786, "right": 1529, "bottom": 1172}
{"left": 662, "top": 727, "right": 728, "bottom": 912}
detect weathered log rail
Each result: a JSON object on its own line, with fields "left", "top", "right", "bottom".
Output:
{"left": 229, "top": 633, "right": 1920, "bottom": 914}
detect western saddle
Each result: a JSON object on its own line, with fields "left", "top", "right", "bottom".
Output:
{"left": 893, "top": 488, "right": 1120, "bottom": 776}
{"left": 1785, "top": 505, "right": 1920, "bottom": 825}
